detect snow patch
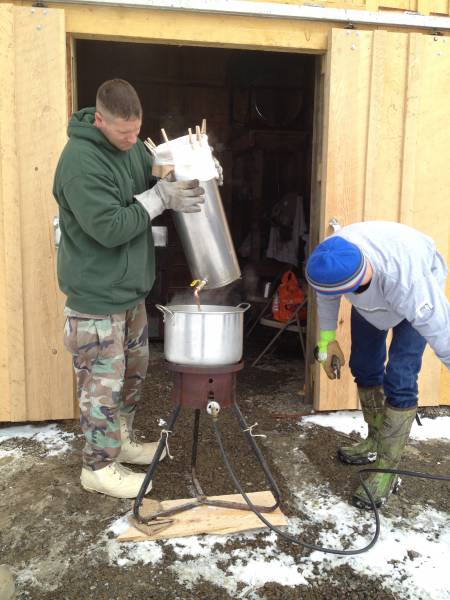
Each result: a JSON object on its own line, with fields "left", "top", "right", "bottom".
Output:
{"left": 167, "top": 534, "right": 220, "bottom": 558}
{"left": 301, "top": 411, "right": 450, "bottom": 442}
{"left": 107, "top": 514, "right": 132, "bottom": 537}
{"left": 104, "top": 482, "right": 449, "bottom": 599}
{"left": 170, "top": 557, "right": 233, "bottom": 593}
{"left": 0, "top": 448, "right": 23, "bottom": 459}
{"left": 0, "top": 424, "right": 75, "bottom": 455}
{"left": 292, "top": 481, "right": 450, "bottom": 600}
{"left": 107, "top": 540, "right": 163, "bottom": 567}
{"left": 105, "top": 514, "right": 163, "bottom": 567}
{"left": 229, "top": 554, "right": 308, "bottom": 588}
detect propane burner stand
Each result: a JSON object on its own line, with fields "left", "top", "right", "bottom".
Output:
{"left": 133, "top": 361, "right": 281, "bottom": 524}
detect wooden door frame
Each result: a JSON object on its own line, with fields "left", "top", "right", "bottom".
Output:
{"left": 66, "top": 25, "right": 327, "bottom": 407}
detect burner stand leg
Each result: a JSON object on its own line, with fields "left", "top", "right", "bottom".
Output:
{"left": 133, "top": 363, "right": 282, "bottom": 525}
{"left": 191, "top": 409, "right": 205, "bottom": 499}
{"left": 232, "top": 402, "right": 282, "bottom": 509}
{"left": 133, "top": 403, "right": 181, "bottom": 522}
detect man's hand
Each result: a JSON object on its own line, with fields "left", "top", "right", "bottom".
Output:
{"left": 135, "top": 171, "right": 205, "bottom": 220}
{"left": 315, "top": 330, "right": 345, "bottom": 380}
{"left": 156, "top": 172, "right": 205, "bottom": 212}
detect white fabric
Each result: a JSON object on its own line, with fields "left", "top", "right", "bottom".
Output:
{"left": 266, "top": 195, "right": 306, "bottom": 266}
{"left": 152, "top": 134, "right": 218, "bottom": 182}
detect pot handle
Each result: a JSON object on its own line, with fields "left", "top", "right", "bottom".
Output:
{"left": 155, "top": 304, "right": 175, "bottom": 320}
{"left": 236, "top": 302, "right": 251, "bottom": 312}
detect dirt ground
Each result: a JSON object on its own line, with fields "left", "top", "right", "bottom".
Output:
{"left": 0, "top": 332, "right": 449, "bottom": 600}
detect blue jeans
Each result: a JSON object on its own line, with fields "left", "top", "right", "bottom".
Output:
{"left": 349, "top": 307, "right": 427, "bottom": 408}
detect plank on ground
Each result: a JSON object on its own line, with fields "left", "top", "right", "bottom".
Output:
{"left": 119, "top": 491, "right": 287, "bottom": 542}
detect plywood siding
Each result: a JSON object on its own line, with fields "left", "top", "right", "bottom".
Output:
{"left": 0, "top": 4, "right": 74, "bottom": 421}
{"left": 314, "top": 28, "right": 450, "bottom": 410}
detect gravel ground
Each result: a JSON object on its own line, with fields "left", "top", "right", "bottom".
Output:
{"left": 0, "top": 332, "right": 449, "bottom": 599}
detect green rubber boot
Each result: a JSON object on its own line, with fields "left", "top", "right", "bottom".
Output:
{"left": 338, "top": 386, "right": 385, "bottom": 465}
{"left": 352, "top": 403, "right": 417, "bottom": 509}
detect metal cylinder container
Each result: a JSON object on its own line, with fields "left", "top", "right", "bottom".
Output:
{"left": 156, "top": 303, "right": 250, "bottom": 366}
{"left": 173, "top": 179, "right": 241, "bottom": 289}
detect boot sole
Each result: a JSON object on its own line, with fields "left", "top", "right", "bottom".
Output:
{"left": 81, "top": 483, "right": 137, "bottom": 499}
{"left": 337, "top": 448, "right": 377, "bottom": 465}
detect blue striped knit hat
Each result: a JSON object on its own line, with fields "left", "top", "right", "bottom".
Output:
{"left": 305, "top": 236, "right": 367, "bottom": 295}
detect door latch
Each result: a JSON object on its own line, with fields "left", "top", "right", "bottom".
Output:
{"left": 328, "top": 217, "right": 342, "bottom": 232}
{"left": 53, "top": 216, "right": 61, "bottom": 249}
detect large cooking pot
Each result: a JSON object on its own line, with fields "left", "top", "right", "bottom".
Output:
{"left": 156, "top": 303, "right": 251, "bottom": 366}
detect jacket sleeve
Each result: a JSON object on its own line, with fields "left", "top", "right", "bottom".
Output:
{"left": 62, "top": 173, "right": 150, "bottom": 248}
{"left": 316, "top": 293, "right": 342, "bottom": 331}
{"left": 384, "top": 273, "right": 450, "bottom": 369}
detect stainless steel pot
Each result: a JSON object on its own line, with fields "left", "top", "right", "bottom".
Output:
{"left": 156, "top": 303, "right": 251, "bottom": 366}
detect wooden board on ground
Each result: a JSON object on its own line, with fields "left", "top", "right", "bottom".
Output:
{"left": 119, "top": 491, "right": 287, "bottom": 542}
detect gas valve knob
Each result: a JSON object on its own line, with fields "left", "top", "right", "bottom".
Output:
{"left": 206, "top": 401, "right": 221, "bottom": 418}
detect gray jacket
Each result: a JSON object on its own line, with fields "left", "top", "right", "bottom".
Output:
{"left": 316, "top": 221, "right": 450, "bottom": 369}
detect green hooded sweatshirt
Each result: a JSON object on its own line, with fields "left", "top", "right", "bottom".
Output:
{"left": 53, "top": 107, "right": 156, "bottom": 314}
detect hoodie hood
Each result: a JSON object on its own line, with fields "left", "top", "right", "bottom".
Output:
{"left": 67, "top": 107, "right": 118, "bottom": 152}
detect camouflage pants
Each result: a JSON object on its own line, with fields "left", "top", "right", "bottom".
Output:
{"left": 63, "top": 303, "right": 149, "bottom": 470}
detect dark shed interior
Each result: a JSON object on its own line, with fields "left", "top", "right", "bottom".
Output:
{"left": 76, "top": 40, "right": 316, "bottom": 343}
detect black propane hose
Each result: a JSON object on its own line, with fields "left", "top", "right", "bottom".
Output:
{"left": 212, "top": 420, "right": 450, "bottom": 556}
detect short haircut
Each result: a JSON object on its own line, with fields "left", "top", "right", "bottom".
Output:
{"left": 96, "top": 79, "right": 142, "bottom": 120}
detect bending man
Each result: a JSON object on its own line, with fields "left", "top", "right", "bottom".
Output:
{"left": 305, "top": 221, "right": 450, "bottom": 508}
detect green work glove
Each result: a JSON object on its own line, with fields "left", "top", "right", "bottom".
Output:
{"left": 316, "top": 330, "right": 345, "bottom": 380}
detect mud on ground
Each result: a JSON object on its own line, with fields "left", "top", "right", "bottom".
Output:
{"left": 0, "top": 334, "right": 449, "bottom": 600}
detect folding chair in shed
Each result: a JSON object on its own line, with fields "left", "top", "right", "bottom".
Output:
{"left": 249, "top": 298, "right": 307, "bottom": 368}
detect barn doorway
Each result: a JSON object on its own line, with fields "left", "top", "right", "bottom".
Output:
{"left": 75, "top": 40, "right": 316, "bottom": 382}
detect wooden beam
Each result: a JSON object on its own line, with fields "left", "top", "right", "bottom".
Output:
{"left": 363, "top": 29, "right": 387, "bottom": 221}
{"left": 441, "top": 230, "right": 450, "bottom": 405}
{"left": 409, "top": 33, "right": 450, "bottom": 406}
{"left": 399, "top": 33, "right": 423, "bottom": 226}
{"left": 0, "top": 4, "right": 27, "bottom": 421}
{"left": 13, "top": 5, "right": 74, "bottom": 420}
{"left": 60, "top": 4, "right": 329, "bottom": 53}
{"left": 315, "top": 29, "right": 373, "bottom": 411}
{"left": 366, "top": 30, "right": 408, "bottom": 220}
{"left": 308, "top": 56, "right": 326, "bottom": 407}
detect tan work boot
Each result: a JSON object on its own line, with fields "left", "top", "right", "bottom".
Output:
{"left": 338, "top": 385, "right": 385, "bottom": 465}
{"left": 117, "top": 413, "right": 166, "bottom": 465}
{"left": 80, "top": 463, "right": 152, "bottom": 499}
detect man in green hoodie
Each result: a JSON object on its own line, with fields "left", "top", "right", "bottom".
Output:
{"left": 53, "top": 79, "right": 205, "bottom": 499}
